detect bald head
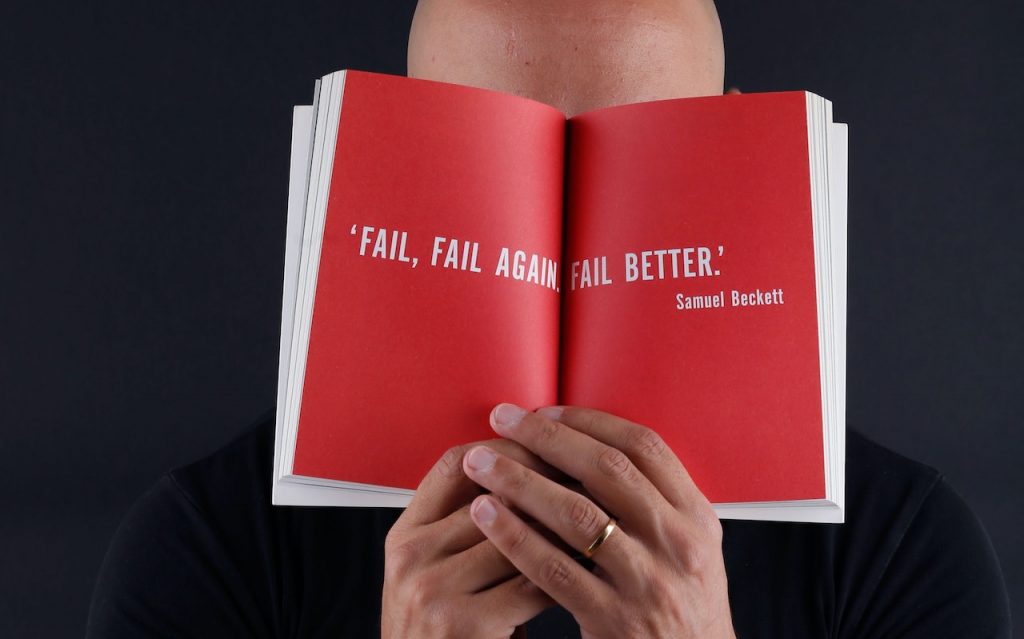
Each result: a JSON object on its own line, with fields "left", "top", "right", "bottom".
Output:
{"left": 408, "top": 0, "right": 725, "bottom": 117}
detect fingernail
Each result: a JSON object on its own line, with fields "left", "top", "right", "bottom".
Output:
{"left": 465, "top": 446, "right": 497, "bottom": 472}
{"left": 490, "top": 403, "right": 527, "bottom": 432}
{"left": 536, "top": 406, "right": 564, "bottom": 421}
{"left": 472, "top": 496, "right": 498, "bottom": 525}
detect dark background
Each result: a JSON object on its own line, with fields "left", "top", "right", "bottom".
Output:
{"left": 2, "top": 1, "right": 1020, "bottom": 636}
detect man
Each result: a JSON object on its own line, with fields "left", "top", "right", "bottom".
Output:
{"left": 87, "top": 1, "right": 1011, "bottom": 637}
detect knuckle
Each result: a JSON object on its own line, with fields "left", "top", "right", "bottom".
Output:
{"left": 503, "top": 463, "right": 533, "bottom": 494}
{"left": 689, "top": 496, "right": 723, "bottom": 542}
{"left": 680, "top": 542, "right": 710, "bottom": 574}
{"left": 384, "top": 537, "right": 423, "bottom": 578}
{"left": 645, "top": 571, "right": 674, "bottom": 597}
{"left": 533, "top": 416, "right": 560, "bottom": 445}
{"left": 562, "top": 494, "right": 601, "bottom": 538}
{"left": 699, "top": 508, "right": 724, "bottom": 543}
{"left": 540, "top": 556, "right": 575, "bottom": 589}
{"left": 383, "top": 525, "right": 401, "bottom": 551}
{"left": 663, "top": 509, "right": 722, "bottom": 576}
{"left": 596, "top": 445, "right": 636, "bottom": 480}
{"left": 409, "top": 574, "right": 437, "bottom": 606}
{"left": 436, "top": 445, "right": 467, "bottom": 478}
{"left": 581, "top": 409, "right": 602, "bottom": 438}
{"left": 578, "top": 409, "right": 602, "bottom": 435}
{"left": 624, "top": 426, "right": 667, "bottom": 460}
{"left": 505, "top": 522, "right": 531, "bottom": 555}
{"left": 511, "top": 573, "right": 540, "bottom": 599}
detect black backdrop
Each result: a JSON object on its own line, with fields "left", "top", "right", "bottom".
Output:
{"left": 1, "top": 1, "right": 1020, "bottom": 636}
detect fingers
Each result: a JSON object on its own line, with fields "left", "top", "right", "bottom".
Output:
{"left": 402, "top": 437, "right": 564, "bottom": 527}
{"left": 535, "top": 405, "right": 704, "bottom": 511}
{"left": 427, "top": 503, "right": 486, "bottom": 553}
{"left": 470, "top": 494, "right": 610, "bottom": 620}
{"left": 442, "top": 538, "right": 519, "bottom": 592}
{"left": 487, "top": 404, "right": 674, "bottom": 528}
{"left": 462, "top": 445, "right": 637, "bottom": 575}
{"left": 401, "top": 443, "right": 482, "bottom": 527}
{"left": 478, "top": 574, "right": 554, "bottom": 629}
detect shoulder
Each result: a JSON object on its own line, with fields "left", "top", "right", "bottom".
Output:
{"left": 87, "top": 408, "right": 400, "bottom": 638}
{"left": 842, "top": 427, "right": 942, "bottom": 540}
{"left": 841, "top": 428, "right": 997, "bottom": 569}
{"left": 841, "top": 429, "right": 1011, "bottom": 638}
{"left": 723, "top": 428, "right": 1011, "bottom": 638}
{"left": 164, "top": 406, "right": 278, "bottom": 536}
{"left": 86, "top": 409, "right": 279, "bottom": 637}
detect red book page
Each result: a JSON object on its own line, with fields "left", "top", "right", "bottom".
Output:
{"left": 562, "top": 92, "right": 825, "bottom": 503}
{"left": 294, "top": 72, "right": 565, "bottom": 489}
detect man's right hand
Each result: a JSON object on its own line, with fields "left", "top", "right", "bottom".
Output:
{"left": 382, "top": 440, "right": 556, "bottom": 638}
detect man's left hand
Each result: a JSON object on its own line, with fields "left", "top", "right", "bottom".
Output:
{"left": 461, "top": 404, "right": 737, "bottom": 639}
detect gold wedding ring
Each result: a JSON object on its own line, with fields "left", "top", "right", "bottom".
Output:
{"left": 584, "top": 518, "right": 618, "bottom": 558}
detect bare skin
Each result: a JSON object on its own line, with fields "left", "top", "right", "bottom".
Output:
{"left": 384, "top": 1, "right": 737, "bottom": 636}
{"left": 407, "top": 0, "right": 725, "bottom": 117}
{"left": 382, "top": 438, "right": 558, "bottom": 638}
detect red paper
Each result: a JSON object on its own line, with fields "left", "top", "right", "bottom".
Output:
{"left": 562, "top": 94, "right": 824, "bottom": 502}
{"left": 293, "top": 72, "right": 825, "bottom": 502}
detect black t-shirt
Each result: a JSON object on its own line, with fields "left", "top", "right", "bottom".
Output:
{"left": 86, "top": 409, "right": 1011, "bottom": 638}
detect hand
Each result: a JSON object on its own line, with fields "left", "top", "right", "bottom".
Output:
{"left": 382, "top": 439, "right": 556, "bottom": 638}
{"left": 461, "top": 405, "right": 737, "bottom": 639}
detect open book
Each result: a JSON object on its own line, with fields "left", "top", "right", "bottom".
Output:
{"left": 273, "top": 70, "right": 847, "bottom": 523}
